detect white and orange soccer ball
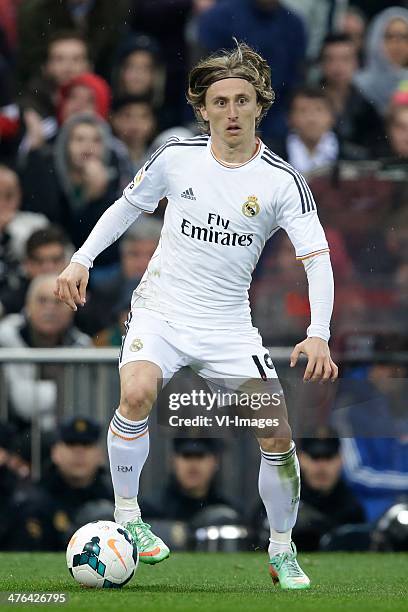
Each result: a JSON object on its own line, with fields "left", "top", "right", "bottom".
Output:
{"left": 66, "top": 521, "right": 138, "bottom": 588}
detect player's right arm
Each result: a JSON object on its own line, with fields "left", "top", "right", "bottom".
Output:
{"left": 55, "top": 139, "right": 175, "bottom": 310}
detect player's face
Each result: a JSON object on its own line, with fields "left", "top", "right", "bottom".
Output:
{"left": 67, "top": 123, "right": 104, "bottom": 169}
{"left": 200, "top": 78, "right": 261, "bottom": 146}
{"left": 45, "top": 39, "right": 90, "bottom": 86}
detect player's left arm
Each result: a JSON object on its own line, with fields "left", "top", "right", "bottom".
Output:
{"left": 276, "top": 175, "right": 338, "bottom": 382}
{"left": 290, "top": 252, "right": 338, "bottom": 382}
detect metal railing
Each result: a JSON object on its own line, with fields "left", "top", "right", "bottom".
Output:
{"left": 0, "top": 347, "right": 290, "bottom": 498}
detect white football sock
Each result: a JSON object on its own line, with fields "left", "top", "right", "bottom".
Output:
{"left": 258, "top": 441, "right": 300, "bottom": 556}
{"left": 107, "top": 409, "right": 149, "bottom": 524}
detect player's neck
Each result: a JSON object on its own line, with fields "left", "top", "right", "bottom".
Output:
{"left": 211, "top": 135, "right": 260, "bottom": 166}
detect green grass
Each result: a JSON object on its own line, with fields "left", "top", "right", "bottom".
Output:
{"left": 0, "top": 552, "right": 407, "bottom": 611}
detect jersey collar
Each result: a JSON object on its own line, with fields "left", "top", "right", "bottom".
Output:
{"left": 209, "top": 137, "right": 263, "bottom": 169}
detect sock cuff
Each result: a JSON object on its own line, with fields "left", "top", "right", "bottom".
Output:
{"left": 260, "top": 440, "right": 296, "bottom": 465}
{"left": 110, "top": 410, "right": 149, "bottom": 438}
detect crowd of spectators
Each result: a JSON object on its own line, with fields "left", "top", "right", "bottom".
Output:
{"left": 0, "top": 0, "right": 407, "bottom": 552}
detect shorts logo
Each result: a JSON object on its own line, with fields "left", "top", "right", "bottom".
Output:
{"left": 242, "top": 195, "right": 260, "bottom": 217}
{"left": 130, "top": 338, "right": 143, "bottom": 352}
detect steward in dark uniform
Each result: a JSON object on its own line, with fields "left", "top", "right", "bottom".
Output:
{"left": 145, "top": 438, "right": 239, "bottom": 522}
{"left": 5, "top": 416, "right": 113, "bottom": 551}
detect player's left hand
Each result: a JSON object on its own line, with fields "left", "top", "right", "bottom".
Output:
{"left": 290, "top": 337, "right": 338, "bottom": 382}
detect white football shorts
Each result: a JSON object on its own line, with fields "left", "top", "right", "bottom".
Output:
{"left": 118, "top": 307, "right": 278, "bottom": 386}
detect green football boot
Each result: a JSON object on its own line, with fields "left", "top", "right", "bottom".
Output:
{"left": 124, "top": 518, "right": 170, "bottom": 565}
{"left": 268, "top": 542, "right": 311, "bottom": 590}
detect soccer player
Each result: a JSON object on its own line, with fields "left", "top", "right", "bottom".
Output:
{"left": 55, "top": 42, "right": 338, "bottom": 590}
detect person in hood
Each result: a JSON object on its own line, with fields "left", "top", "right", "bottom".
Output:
{"left": 21, "top": 113, "right": 132, "bottom": 267}
{"left": 57, "top": 72, "right": 111, "bottom": 123}
{"left": 354, "top": 7, "right": 408, "bottom": 116}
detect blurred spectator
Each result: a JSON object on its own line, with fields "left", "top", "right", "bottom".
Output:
{"left": 17, "top": 0, "right": 130, "bottom": 85}
{"left": 269, "top": 87, "right": 366, "bottom": 175}
{"left": 378, "top": 103, "right": 408, "bottom": 161}
{"left": 0, "top": 423, "right": 20, "bottom": 549}
{"left": 250, "top": 435, "right": 365, "bottom": 551}
{"left": 0, "top": 225, "right": 70, "bottom": 318}
{"left": 129, "top": 2, "right": 195, "bottom": 126}
{"left": 392, "top": 261, "right": 408, "bottom": 336}
{"left": 0, "top": 23, "right": 14, "bottom": 104}
{"left": 294, "top": 437, "right": 365, "bottom": 550}
{"left": 0, "top": 0, "right": 21, "bottom": 56}
{"left": 57, "top": 72, "right": 111, "bottom": 124}
{"left": 91, "top": 216, "right": 162, "bottom": 341}
{"left": 0, "top": 165, "right": 48, "bottom": 261}
{"left": 335, "top": 334, "right": 408, "bottom": 522}
{"left": 19, "top": 71, "right": 113, "bottom": 159}
{"left": 145, "top": 438, "right": 237, "bottom": 522}
{"left": 338, "top": 5, "right": 367, "bottom": 62}
{"left": 320, "top": 34, "right": 384, "bottom": 150}
{"left": 20, "top": 113, "right": 129, "bottom": 267}
{"left": 112, "top": 35, "right": 164, "bottom": 107}
{"left": 110, "top": 96, "right": 157, "bottom": 173}
{"left": 198, "top": 0, "right": 307, "bottom": 139}
{"left": 251, "top": 234, "right": 309, "bottom": 345}
{"left": 0, "top": 274, "right": 91, "bottom": 432}
{"left": 283, "top": 0, "right": 347, "bottom": 60}
{"left": 354, "top": 7, "right": 408, "bottom": 116}
{"left": 185, "top": 0, "right": 218, "bottom": 69}
{"left": 0, "top": 166, "right": 49, "bottom": 318}
{"left": 21, "top": 32, "right": 91, "bottom": 142}
{"left": 5, "top": 416, "right": 112, "bottom": 551}
{"left": 352, "top": 1, "right": 406, "bottom": 20}
{"left": 309, "top": 172, "right": 394, "bottom": 262}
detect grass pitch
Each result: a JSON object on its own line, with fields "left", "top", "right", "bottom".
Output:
{"left": 0, "top": 552, "right": 407, "bottom": 611}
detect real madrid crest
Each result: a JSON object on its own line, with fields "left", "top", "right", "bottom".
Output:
{"left": 130, "top": 338, "right": 144, "bottom": 352}
{"left": 242, "top": 195, "right": 260, "bottom": 217}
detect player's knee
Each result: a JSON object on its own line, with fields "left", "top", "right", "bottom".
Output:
{"left": 119, "top": 384, "right": 156, "bottom": 420}
{"left": 258, "top": 421, "right": 292, "bottom": 453}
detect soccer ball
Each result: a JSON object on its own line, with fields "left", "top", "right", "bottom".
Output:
{"left": 66, "top": 520, "right": 138, "bottom": 588}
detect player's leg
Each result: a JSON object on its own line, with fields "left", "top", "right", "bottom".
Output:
{"left": 108, "top": 360, "right": 171, "bottom": 564}
{"left": 108, "top": 309, "right": 187, "bottom": 564}
{"left": 197, "top": 331, "right": 309, "bottom": 588}
{"left": 257, "top": 426, "right": 309, "bottom": 589}
{"left": 109, "top": 360, "right": 160, "bottom": 525}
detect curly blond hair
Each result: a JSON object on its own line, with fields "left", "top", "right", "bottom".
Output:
{"left": 187, "top": 40, "right": 275, "bottom": 133}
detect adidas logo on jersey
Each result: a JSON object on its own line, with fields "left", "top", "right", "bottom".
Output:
{"left": 181, "top": 188, "right": 196, "bottom": 200}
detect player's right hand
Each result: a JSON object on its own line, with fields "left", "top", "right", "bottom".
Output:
{"left": 54, "top": 262, "right": 89, "bottom": 312}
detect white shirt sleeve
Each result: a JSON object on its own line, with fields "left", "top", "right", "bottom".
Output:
{"left": 302, "top": 252, "right": 334, "bottom": 342}
{"left": 71, "top": 141, "right": 170, "bottom": 269}
{"left": 276, "top": 174, "right": 329, "bottom": 260}
{"left": 71, "top": 196, "right": 143, "bottom": 269}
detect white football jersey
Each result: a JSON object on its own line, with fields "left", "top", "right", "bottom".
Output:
{"left": 123, "top": 135, "right": 329, "bottom": 329}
